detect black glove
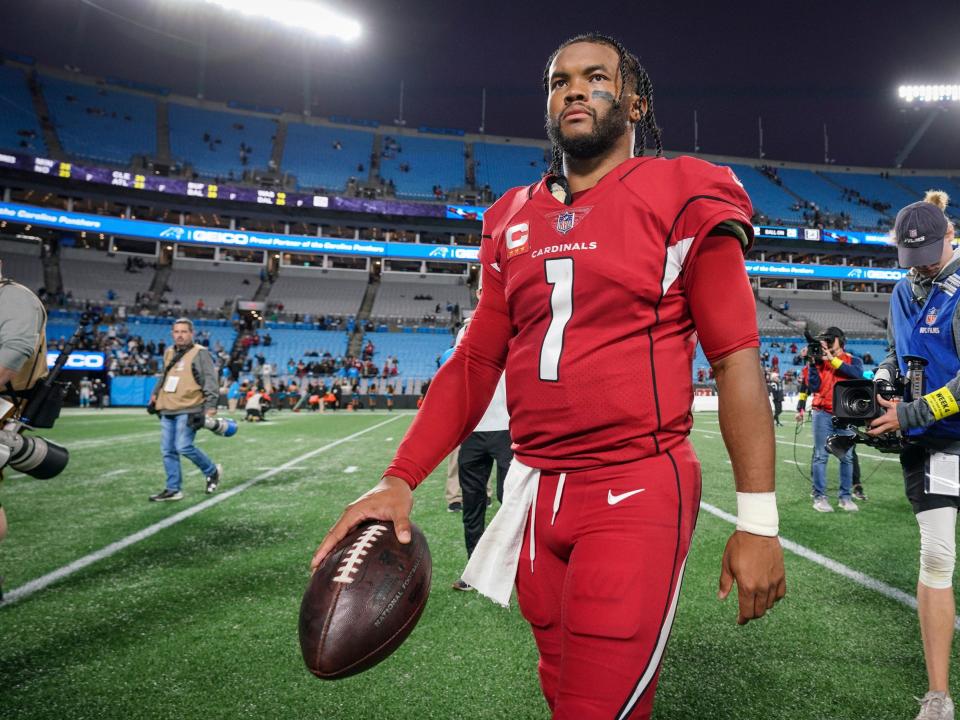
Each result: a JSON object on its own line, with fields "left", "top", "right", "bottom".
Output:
{"left": 187, "top": 412, "right": 205, "bottom": 431}
{"left": 146, "top": 402, "right": 158, "bottom": 416}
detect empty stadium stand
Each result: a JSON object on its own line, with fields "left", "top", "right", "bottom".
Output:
{"left": 267, "top": 267, "right": 367, "bottom": 317}
{"left": 759, "top": 288, "right": 885, "bottom": 336}
{"left": 843, "top": 292, "right": 893, "bottom": 323}
{"left": 0, "top": 238, "right": 43, "bottom": 290}
{"left": 473, "top": 142, "right": 547, "bottom": 197}
{"left": 164, "top": 259, "right": 260, "bottom": 309}
{"left": 379, "top": 135, "right": 465, "bottom": 198}
{"left": 370, "top": 272, "right": 472, "bottom": 323}
{"left": 40, "top": 75, "right": 156, "bottom": 164}
{"left": 168, "top": 103, "right": 276, "bottom": 178}
{"left": 726, "top": 164, "right": 805, "bottom": 224}
{"left": 896, "top": 174, "right": 960, "bottom": 206}
{"left": 0, "top": 64, "right": 46, "bottom": 155}
{"left": 248, "top": 327, "right": 349, "bottom": 367}
{"left": 777, "top": 168, "right": 886, "bottom": 229}
{"left": 59, "top": 246, "right": 153, "bottom": 303}
{"left": 822, "top": 171, "right": 915, "bottom": 216}
{"left": 282, "top": 122, "right": 373, "bottom": 191}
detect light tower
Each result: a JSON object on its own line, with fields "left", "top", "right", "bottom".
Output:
{"left": 894, "top": 84, "right": 960, "bottom": 168}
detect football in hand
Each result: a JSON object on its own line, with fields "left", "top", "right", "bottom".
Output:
{"left": 299, "top": 520, "right": 432, "bottom": 679}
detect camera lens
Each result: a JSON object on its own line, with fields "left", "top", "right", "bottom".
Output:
{"left": 850, "top": 398, "right": 871, "bottom": 414}
{"left": 841, "top": 388, "right": 873, "bottom": 417}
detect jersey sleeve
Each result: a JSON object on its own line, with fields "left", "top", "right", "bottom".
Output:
{"left": 683, "top": 233, "right": 759, "bottom": 363}
{"left": 673, "top": 158, "right": 755, "bottom": 251}
{"left": 383, "top": 218, "right": 512, "bottom": 489}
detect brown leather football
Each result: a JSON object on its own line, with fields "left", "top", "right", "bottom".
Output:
{"left": 299, "top": 520, "right": 432, "bottom": 679}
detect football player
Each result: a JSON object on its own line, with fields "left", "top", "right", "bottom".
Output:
{"left": 313, "top": 34, "right": 786, "bottom": 719}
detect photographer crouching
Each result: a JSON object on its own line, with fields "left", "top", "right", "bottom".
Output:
{"left": 796, "top": 326, "right": 864, "bottom": 512}
{"left": 867, "top": 192, "right": 960, "bottom": 720}
{"left": 0, "top": 261, "right": 71, "bottom": 596}
{"left": 148, "top": 318, "right": 223, "bottom": 502}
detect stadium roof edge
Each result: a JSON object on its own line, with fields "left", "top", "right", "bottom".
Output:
{"left": 4, "top": 57, "right": 960, "bottom": 176}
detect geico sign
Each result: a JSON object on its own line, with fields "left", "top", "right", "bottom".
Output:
{"left": 866, "top": 269, "right": 904, "bottom": 281}
{"left": 46, "top": 351, "right": 105, "bottom": 370}
{"left": 453, "top": 248, "right": 479, "bottom": 260}
{"left": 191, "top": 229, "right": 249, "bottom": 245}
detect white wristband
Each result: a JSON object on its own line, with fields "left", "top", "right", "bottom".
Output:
{"left": 736, "top": 492, "right": 779, "bottom": 537}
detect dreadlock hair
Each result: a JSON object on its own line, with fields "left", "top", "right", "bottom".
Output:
{"left": 543, "top": 33, "right": 663, "bottom": 176}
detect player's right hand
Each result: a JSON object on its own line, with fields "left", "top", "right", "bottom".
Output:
{"left": 310, "top": 475, "right": 413, "bottom": 572}
{"left": 795, "top": 409, "right": 805, "bottom": 424}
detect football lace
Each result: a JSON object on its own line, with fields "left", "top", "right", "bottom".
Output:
{"left": 332, "top": 524, "right": 388, "bottom": 584}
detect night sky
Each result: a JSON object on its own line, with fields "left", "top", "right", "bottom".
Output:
{"left": 6, "top": 0, "right": 960, "bottom": 169}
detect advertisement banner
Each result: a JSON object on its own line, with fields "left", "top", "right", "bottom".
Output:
{"left": 0, "top": 201, "right": 480, "bottom": 262}
{"left": 46, "top": 350, "right": 106, "bottom": 371}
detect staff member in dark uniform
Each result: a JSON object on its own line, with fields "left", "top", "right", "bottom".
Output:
{"left": 870, "top": 191, "right": 960, "bottom": 720}
{"left": 149, "top": 318, "right": 222, "bottom": 502}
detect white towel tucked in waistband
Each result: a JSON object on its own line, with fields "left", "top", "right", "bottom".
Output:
{"left": 461, "top": 458, "right": 540, "bottom": 607}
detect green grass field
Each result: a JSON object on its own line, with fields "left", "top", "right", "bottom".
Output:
{"left": 0, "top": 409, "right": 952, "bottom": 719}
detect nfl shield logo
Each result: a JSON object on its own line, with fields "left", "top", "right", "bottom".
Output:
{"left": 926, "top": 307, "right": 938, "bottom": 325}
{"left": 556, "top": 211, "right": 576, "bottom": 235}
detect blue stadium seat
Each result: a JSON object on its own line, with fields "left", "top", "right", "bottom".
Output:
{"left": 822, "top": 172, "right": 915, "bottom": 217}
{"left": 168, "top": 104, "right": 276, "bottom": 179}
{"left": 0, "top": 65, "right": 45, "bottom": 155}
{"left": 473, "top": 142, "right": 547, "bottom": 197}
{"left": 41, "top": 75, "right": 155, "bottom": 164}
{"left": 379, "top": 135, "right": 465, "bottom": 199}
{"left": 361, "top": 332, "right": 453, "bottom": 379}
{"left": 249, "top": 328, "right": 349, "bottom": 369}
{"left": 725, "top": 164, "right": 805, "bottom": 224}
{"left": 896, "top": 175, "right": 960, "bottom": 209}
{"left": 777, "top": 168, "right": 886, "bottom": 229}
{"left": 282, "top": 122, "right": 373, "bottom": 191}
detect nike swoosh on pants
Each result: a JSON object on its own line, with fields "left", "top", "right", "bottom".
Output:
{"left": 607, "top": 488, "right": 646, "bottom": 505}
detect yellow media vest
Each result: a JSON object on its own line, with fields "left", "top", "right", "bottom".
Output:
{"left": 155, "top": 344, "right": 204, "bottom": 412}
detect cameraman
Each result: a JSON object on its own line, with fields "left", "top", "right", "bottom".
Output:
{"left": 868, "top": 192, "right": 960, "bottom": 719}
{"left": 796, "top": 326, "right": 864, "bottom": 512}
{"left": 148, "top": 318, "right": 222, "bottom": 502}
{"left": 0, "top": 263, "right": 47, "bottom": 543}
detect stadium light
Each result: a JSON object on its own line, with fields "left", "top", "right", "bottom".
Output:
{"left": 190, "top": 0, "right": 362, "bottom": 41}
{"left": 894, "top": 82, "right": 959, "bottom": 167}
{"left": 897, "top": 84, "right": 960, "bottom": 103}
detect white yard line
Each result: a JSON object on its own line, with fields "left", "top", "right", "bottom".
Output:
{"left": 68, "top": 431, "right": 157, "bottom": 450}
{"left": 1, "top": 415, "right": 404, "bottom": 607}
{"left": 103, "top": 469, "right": 129, "bottom": 478}
{"left": 698, "top": 501, "right": 951, "bottom": 627}
{"left": 343, "top": 466, "right": 359, "bottom": 473}
{"left": 692, "top": 428, "right": 899, "bottom": 464}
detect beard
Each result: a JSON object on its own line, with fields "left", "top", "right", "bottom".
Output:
{"left": 546, "top": 100, "right": 631, "bottom": 161}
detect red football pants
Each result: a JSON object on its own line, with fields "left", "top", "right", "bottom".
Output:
{"left": 515, "top": 442, "right": 701, "bottom": 720}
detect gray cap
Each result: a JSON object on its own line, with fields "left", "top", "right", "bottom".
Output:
{"left": 894, "top": 201, "right": 948, "bottom": 268}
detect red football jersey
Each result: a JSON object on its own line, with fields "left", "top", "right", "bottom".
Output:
{"left": 386, "top": 155, "right": 759, "bottom": 486}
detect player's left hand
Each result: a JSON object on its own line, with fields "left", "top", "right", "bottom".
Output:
{"left": 718, "top": 531, "right": 786, "bottom": 625}
{"left": 867, "top": 395, "right": 900, "bottom": 435}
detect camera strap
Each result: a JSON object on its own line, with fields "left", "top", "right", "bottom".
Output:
{"left": 157, "top": 346, "right": 191, "bottom": 392}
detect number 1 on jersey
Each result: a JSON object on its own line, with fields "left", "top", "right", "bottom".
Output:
{"left": 539, "top": 257, "right": 573, "bottom": 382}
